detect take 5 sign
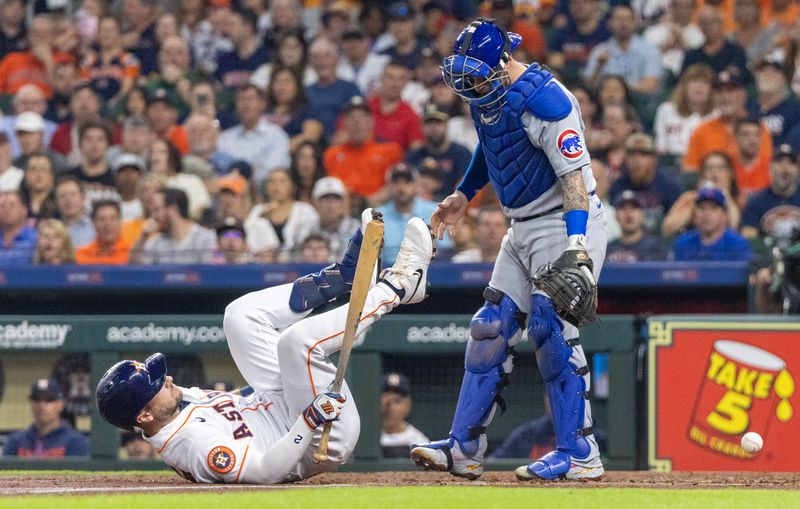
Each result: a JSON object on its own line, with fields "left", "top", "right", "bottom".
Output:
{"left": 648, "top": 319, "right": 798, "bottom": 471}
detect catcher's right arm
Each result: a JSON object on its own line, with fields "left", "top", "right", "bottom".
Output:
{"left": 532, "top": 248, "right": 597, "bottom": 328}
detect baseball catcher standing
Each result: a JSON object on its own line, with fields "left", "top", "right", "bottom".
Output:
{"left": 411, "top": 18, "right": 607, "bottom": 481}
{"left": 95, "top": 212, "right": 434, "bottom": 483}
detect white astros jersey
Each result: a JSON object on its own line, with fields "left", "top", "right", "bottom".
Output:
{"left": 144, "top": 386, "right": 294, "bottom": 483}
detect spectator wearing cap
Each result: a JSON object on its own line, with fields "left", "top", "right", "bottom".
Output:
{"left": 148, "top": 138, "right": 211, "bottom": 220}
{"left": 368, "top": 60, "right": 424, "bottom": 151}
{"left": 548, "top": 0, "right": 611, "bottom": 80}
{"left": 0, "top": 0, "right": 26, "bottom": 63}
{"left": 244, "top": 168, "right": 319, "bottom": 262}
{"left": 672, "top": 186, "right": 752, "bottom": 261}
{"left": 215, "top": 173, "right": 251, "bottom": 224}
{"left": 306, "top": 37, "right": 362, "bottom": 135}
{"left": 218, "top": 84, "right": 291, "bottom": 184}
{"left": 733, "top": 117, "right": 773, "bottom": 204}
{"left": 606, "top": 190, "right": 667, "bottom": 262}
{"left": 585, "top": 5, "right": 662, "bottom": 96}
{"left": 113, "top": 154, "right": 146, "bottom": 222}
{"left": 214, "top": 8, "right": 269, "bottom": 90}
{"left": 338, "top": 26, "right": 390, "bottom": 96}
{"left": 184, "top": 113, "right": 235, "bottom": 176}
{"left": 741, "top": 144, "right": 800, "bottom": 239}
{"left": 683, "top": 67, "right": 772, "bottom": 173}
{"left": 65, "top": 120, "right": 121, "bottom": 207}
{"left": 610, "top": 133, "right": 682, "bottom": 236}
{"left": 120, "top": 0, "right": 159, "bottom": 76}
{"left": 0, "top": 15, "right": 75, "bottom": 98}
{"left": 132, "top": 187, "right": 217, "bottom": 264}
{"left": 13, "top": 111, "right": 68, "bottom": 173}
{"left": 407, "top": 104, "right": 473, "bottom": 200}
{"left": 299, "top": 233, "right": 333, "bottom": 264}
{"left": 323, "top": 97, "right": 403, "bottom": 204}
{"left": 755, "top": 57, "right": 800, "bottom": 147}
{"left": 381, "top": 372, "right": 429, "bottom": 459}
{"left": 79, "top": 16, "right": 141, "bottom": 104}
{"left": 379, "top": 3, "right": 425, "bottom": 71}
{"left": 49, "top": 85, "right": 104, "bottom": 166}
{"left": 20, "top": 152, "right": 57, "bottom": 219}
{"left": 106, "top": 116, "right": 154, "bottom": 166}
{"left": 451, "top": 207, "right": 507, "bottom": 263}
{"left": 379, "top": 162, "right": 449, "bottom": 264}
{"left": 0, "top": 85, "right": 58, "bottom": 160}
{"left": 2, "top": 378, "right": 89, "bottom": 457}
{"left": 147, "top": 87, "right": 190, "bottom": 155}
{"left": 312, "top": 176, "right": 359, "bottom": 261}
{"left": 664, "top": 151, "right": 743, "bottom": 237}
{"left": 214, "top": 216, "right": 252, "bottom": 264}
{"left": 0, "top": 189, "right": 36, "bottom": 265}
{"left": 680, "top": 6, "right": 749, "bottom": 84}
{"left": 75, "top": 200, "right": 132, "bottom": 265}
{"left": 0, "top": 132, "right": 24, "bottom": 192}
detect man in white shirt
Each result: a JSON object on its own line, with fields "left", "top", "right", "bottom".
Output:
{"left": 95, "top": 215, "right": 435, "bottom": 483}
{"left": 217, "top": 85, "right": 290, "bottom": 184}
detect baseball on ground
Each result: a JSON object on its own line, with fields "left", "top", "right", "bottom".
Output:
{"left": 741, "top": 432, "right": 764, "bottom": 453}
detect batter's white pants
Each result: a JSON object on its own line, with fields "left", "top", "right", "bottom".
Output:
{"left": 222, "top": 281, "right": 400, "bottom": 479}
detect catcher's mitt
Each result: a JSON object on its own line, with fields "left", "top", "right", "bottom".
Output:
{"left": 532, "top": 249, "right": 597, "bottom": 328}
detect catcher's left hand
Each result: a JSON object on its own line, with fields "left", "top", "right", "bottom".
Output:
{"left": 532, "top": 249, "right": 597, "bottom": 328}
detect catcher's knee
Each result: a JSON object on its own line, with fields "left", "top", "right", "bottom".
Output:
{"left": 528, "top": 294, "right": 572, "bottom": 383}
{"left": 465, "top": 287, "right": 526, "bottom": 372}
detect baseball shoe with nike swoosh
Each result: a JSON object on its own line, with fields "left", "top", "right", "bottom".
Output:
{"left": 514, "top": 451, "right": 604, "bottom": 481}
{"left": 379, "top": 217, "right": 434, "bottom": 305}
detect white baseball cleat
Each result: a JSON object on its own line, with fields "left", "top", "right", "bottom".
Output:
{"left": 379, "top": 217, "right": 434, "bottom": 305}
{"left": 410, "top": 436, "right": 486, "bottom": 480}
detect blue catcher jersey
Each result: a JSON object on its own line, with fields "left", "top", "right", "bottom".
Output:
{"left": 471, "top": 64, "right": 596, "bottom": 219}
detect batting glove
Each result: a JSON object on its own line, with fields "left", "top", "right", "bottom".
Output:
{"left": 303, "top": 392, "right": 346, "bottom": 430}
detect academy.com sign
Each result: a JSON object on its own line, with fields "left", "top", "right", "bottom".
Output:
{"left": 407, "top": 323, "right": 470, "bottom": 343}
{"left": 106, "top": 323, "right": 226, "bottom": 345}
{"left": 0, "top": 321, "right": 72, "bottom": 348}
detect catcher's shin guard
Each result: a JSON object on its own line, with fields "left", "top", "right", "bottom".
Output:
{"left": 526, "top": 294, "right": 599, "bottom": 479}
{"left": 413, "top": 288, "right": 524, "bottom": 477}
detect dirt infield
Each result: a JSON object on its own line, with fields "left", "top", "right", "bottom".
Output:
{"left": 2, "top": 471, "right": 799, "bottom": 496}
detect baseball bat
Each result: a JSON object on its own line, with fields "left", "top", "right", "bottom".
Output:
{"left": 314, "top": 219, "right": 384, "bottom": 462}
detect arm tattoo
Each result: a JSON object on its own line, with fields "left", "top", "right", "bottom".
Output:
{"left": 561, "top": 168, "right": 589, "bottom": 211}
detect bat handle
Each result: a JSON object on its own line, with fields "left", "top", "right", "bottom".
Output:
{"left": 314, "top": 421, "right": 334, "bottom": 462}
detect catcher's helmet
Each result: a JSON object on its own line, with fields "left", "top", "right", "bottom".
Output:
{"left": 441, "top": 19, "right": 521, "bottom": 118}
{"left": 95, "top": 353, "right": 167, "bottom": 431}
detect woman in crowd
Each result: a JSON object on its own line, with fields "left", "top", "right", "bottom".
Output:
{"left": 661, "top": 151, "right": 742, "bottom": 237}
{"left": 20, "top": 154, "right": 57, "bottom": 220}
{"left": 148, "top": 139, "right": 210, "bottom": 220}
{"left": 250, "top": 28, "right": 309, "bottom": 90}
{"left": 80, "top": 16, "right": 140, "bottom": 105}
{"left": 264, "top": 66, "right": 324, "bottom": 152}
{"left": 33, "top": 219, "right": 75, "bottom": 265}
{"left": 289, "top": 141, "right": 325, "bottom": 204}
{"left": 653, "top": 64, "right": 715, "bottom": 161}
{"left": 244, "top": 168, "right": 319, "bottom": 262}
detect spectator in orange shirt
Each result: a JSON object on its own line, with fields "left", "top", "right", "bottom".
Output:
{"left": 734, "top": 117, "right": 773, "bottom": 205}
{"left": 683, "top": 67, "right": 773, "bottom": 172}
{"left": 0, "top": 15, "right": 74, "bottom": 98}
{"left": 764, "top": 0, "right": 800, "bottom": 31}
{"left": 368, "top": 61, "right": 424, "bottom": 151}
{"left": 75, "top": 200, "right": 132, "bottom": 265}
{"left": 323, "top": 97, "right": 403, "bottom": 206}
{"left": 146, "top": 88, "right": 189, "bottom": 154}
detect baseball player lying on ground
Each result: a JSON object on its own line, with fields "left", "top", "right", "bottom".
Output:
{"left": 95, "top": 211, "right": 434, "bottom": 484}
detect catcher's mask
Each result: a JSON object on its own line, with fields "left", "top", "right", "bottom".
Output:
{"left": 95, "top": 353, "right": 167, "bottom": 431}
{"left": 441, "top": 19, "right": 522, "bottom": 123}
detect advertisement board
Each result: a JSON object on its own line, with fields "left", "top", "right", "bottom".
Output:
{"left": 649, "top": 320, "right": 799, "bottom": 471}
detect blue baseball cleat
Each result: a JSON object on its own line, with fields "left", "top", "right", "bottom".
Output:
{"left": 514, "top": 450, "right": 604, "bottom": 481}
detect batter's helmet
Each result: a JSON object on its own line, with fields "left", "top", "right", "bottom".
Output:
{"left": 95, "top": 353, "right": 167, "bottom": 431}
{"left": 441, "top": 19, "right": 521, "bottom": 119}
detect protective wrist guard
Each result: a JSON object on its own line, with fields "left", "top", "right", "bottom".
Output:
{"left": 533, "top": 249, "right": 597, "bottom": 328}
{"left": 303, "top": 392, "right": 346, "bottom": 430}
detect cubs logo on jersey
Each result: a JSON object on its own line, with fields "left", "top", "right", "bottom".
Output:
{"left": 207, "top": 445, "right": 236, "bottom": 474}
{"left": 557, "top": 129, "right": 584, "bottom": 159}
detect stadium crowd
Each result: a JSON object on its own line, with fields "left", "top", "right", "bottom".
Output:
{"left": 0, "top": 0, "right": 798, "bottom": 271}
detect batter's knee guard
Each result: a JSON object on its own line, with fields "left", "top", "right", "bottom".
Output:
{"left": 524, "top": 294, "right": 600, "bottom": 480}
{"left": 412, "top": 288, "right": 525, "bottom": 476}
{"left": 288, "top": 226, "right": 369, "bottom": 312}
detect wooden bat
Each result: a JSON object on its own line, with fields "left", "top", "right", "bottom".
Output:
{"left": 314, "top": 219, "right": 384, "bottom": 462}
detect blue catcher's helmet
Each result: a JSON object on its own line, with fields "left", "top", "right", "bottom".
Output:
{"left": 95, "top": 353, "right": 167, "bottom": 431}
{"left": 442, "top": 19, "right": 522, "bottom": 119}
